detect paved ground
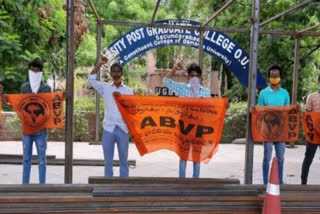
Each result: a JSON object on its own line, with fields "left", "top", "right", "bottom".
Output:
{"left": 0, "top": 141, "right": 319, "bottom": 184}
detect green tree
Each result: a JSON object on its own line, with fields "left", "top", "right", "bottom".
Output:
{"left": 0, "top": 0, "right": 66, "bottom": 93}
{"left": 191, "top": 0, "right": 320, "bottom": 102}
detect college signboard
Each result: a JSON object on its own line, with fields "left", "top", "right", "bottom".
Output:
{"left": 103, "top": 19, "right": 267, "bottom": 88}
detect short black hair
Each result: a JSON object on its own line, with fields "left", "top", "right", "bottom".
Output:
{"left": 28, "top": 58, "right": 43, "bottom": 71}
{"left": 110, "top": 63, "right": 122, "bottom": 72}
{"left": 318, "top": 74, "right": 320, "bottom": 82}
{"left": 267, "top": 64, "right": 282, "bottom": 78}
{"left": 187, "top": 63, "right": 202, "bottom": 76}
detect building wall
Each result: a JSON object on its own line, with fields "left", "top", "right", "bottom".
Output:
{"left": 145, "top": 51, "right": 220, "bottom": 96}
{"left": 146, "top": 69, "right": 220, "bottom": 96}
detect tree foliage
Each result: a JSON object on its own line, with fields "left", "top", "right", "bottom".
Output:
{"left": 0, "top": 0, "right": 66, "bottom": 93}
{"left": 0, "top": 0, "right": 319, "bottom": 102}
{"left": 191, "top": 0, "right": 320, "bottom": 102}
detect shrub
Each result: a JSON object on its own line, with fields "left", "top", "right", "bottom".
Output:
{"left": 221, "top": 102, "right": 247, "bottom": 143}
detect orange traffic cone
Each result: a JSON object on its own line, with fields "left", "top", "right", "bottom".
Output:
{"left": 262, "top": 157, "right": 281, "bottom": 214}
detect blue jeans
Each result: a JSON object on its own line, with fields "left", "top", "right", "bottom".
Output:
{"left": 102, "top": 126, "right": 129, "bottom": 177}
{"left": 263, "top": 141, "right": 285, "bottom": 184}
{"left": 179, "top": 160, "right": 200, "bottom": 178}
{"left": 301, "top": 141, "right": 319, "bottom": 184}
{"left": 22, "top": 129, "right": 47, "bottom": 184}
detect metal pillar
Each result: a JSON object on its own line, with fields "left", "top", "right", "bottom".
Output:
{"left": 100, "top": 20, "right": 320, "bottom": 37}
{"left": 95, "top": 23, "right": 102, "bottom": 144}
{"left": 151, "top": 0, "right": 161, "bottom": 23}
{"left": 200, "top": 0, "right": 236, "bottom": 28}
{"left": 292, "top": 36, "right": 300, "bottom": 104}
{"left": 87, "top": 0, "right": 102, "bottom": 22}
{"left": 298, "top": 24, "right": 320, "bottom": 34}
{"left": 65, "top": 0, "right": 75, "bottom": 184}
{"left": 199, "top": 29, "right": 204, "bottom": 69}
{"left": 244, "top": 0, "right": 260, "bottom": 184}
{"left": 288, "top": 36, "right": 301, "bottom": 148}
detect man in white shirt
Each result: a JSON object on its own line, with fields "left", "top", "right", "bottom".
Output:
{"left": 88, "top": 57, "right": 133, "bottom": 177}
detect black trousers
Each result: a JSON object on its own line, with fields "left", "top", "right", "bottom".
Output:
{"left": 301, "top": 142, "right": 320, "bottom": 184}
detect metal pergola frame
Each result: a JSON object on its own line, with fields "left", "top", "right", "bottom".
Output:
{"left": 64, "top": 0, "right": 320, "bottom": 184}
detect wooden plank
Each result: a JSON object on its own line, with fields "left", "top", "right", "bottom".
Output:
{"left": 0, "top": 184, "right": 95, "bottom": 193}
{"left": 89, "top": 183, "right": 251, "bottom": 189}
{"left": 1, "top": 184, "right": 320, "bottom": 194}
{"left": 1, "top": 184, "right": 320, "bottom": 213}
{"left": 4, "top": 200, "right": 320, "bottom": 213}
{"left": 0, "top": 159, "right": 136, "bottom": 166}
{"left": 0, "top": 154, "right": 56, "bottom": 160}
{"left": 0, "top": 201, "right": 262, "bottom": 213}
{"left": 88, "top": 176, "right": 240, "bottom": 184}
{"left": 0, "top": 195, "right": 263, "bottom": 203}
{"left": 92, "top": 189, "right": 259, "bottom": 197}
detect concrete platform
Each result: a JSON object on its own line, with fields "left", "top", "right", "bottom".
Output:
{"left": 0, "top": 141, "right": 319, "bottom": 184}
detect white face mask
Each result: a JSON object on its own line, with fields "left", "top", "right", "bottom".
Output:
{"left": 28, "top": 70, "right": 42, "bottom": 93}
{"left": 189, "top": 77, "right": 200, "bottom": 97}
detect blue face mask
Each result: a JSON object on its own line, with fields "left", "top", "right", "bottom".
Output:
{"left": 318, "top": 86, "right": 320, "bottom": 92}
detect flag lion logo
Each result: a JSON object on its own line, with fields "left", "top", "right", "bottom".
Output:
{"left": 19, "top": 96, "right": 50, "bottom": 129}
{"left": 257, "top": 110, "right": 285, "bottom": 139}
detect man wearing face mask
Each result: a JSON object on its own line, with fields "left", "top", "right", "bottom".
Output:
{"left": 163, "top": 62, "right": 211, "bottom": 178}
{"left": 257, "top": 64, "right": 290, "bottom": 184}
{"left": 88, "top": 56, "right": 133, "bottom": 177}
{"left": 301, "top": 74, "right": 320, "bottom": 185}
{"left": 20, "top": 59, "right": 51, "bottom": 184}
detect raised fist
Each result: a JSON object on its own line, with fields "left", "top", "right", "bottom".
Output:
{"left": 97, "top": 56, "right": 108, "bottom": 66}
{"left": 173, "top": 61, "right": 184, "bottom": 72}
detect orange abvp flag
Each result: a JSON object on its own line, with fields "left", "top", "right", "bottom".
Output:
{"left": 7, "top": 92, "right": 64, "bottom": 135}
{"left": 115, "top": 95, "right": 228, "bottom": 163}
{"left": 302, "top": 112, "right": 320, "bottom": 145}
{"left": 252, "top": 104, "right": 300, "bottom": 142}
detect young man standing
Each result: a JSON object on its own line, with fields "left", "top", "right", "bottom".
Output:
{"left": 88, "top": 57, "right": 133, "bottom": 177}
{"left": 257, "top": 64, "right": 290, "bottom": 184}
{"left": 163, "top": 62, "right": 211, "bottom": 178}
{"left": 21, "top": 59, "right": 51, "bottom": 184}
{"left": 301, "top": 74, "right": 320, "bottom": 185}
